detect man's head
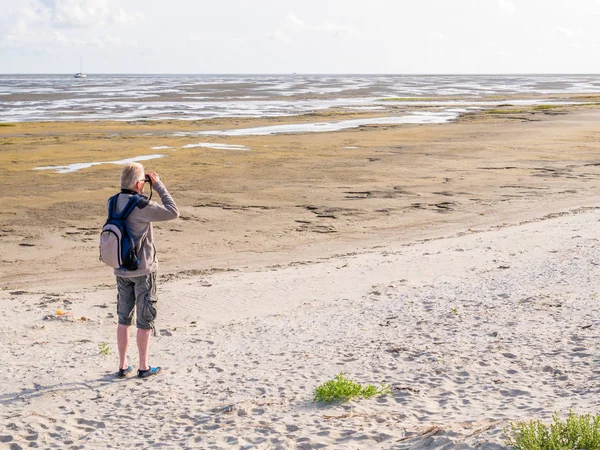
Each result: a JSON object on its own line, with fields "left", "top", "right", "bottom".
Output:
{"left": 121, "top": 162, "right": 145, "bottom": 193}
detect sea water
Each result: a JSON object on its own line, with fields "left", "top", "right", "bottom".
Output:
{"left": 2, "top": 74, "right": 599, "bottom": 123}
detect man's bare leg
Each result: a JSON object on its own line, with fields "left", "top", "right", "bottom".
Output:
{"left": 117, "top": 324, "right": 130, "bottom": 369}
{"left": 137, "top": 328, "right": 151, "bottom": 371}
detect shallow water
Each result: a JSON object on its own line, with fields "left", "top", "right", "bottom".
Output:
{"left": 195, "top": 111, "right": 465, "bottom": 136}
{"left": 1, "top": 74, "right": 598, "bottom": 122}
{"left": 181, "top": 142, "right": 250, "bottom": 150}
{"left": 33, "top": 154, "right": 165, "bottom": 173}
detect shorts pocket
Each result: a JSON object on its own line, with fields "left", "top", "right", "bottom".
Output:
{"left": 142, "top": 294, "right": 157, "bottom": 324}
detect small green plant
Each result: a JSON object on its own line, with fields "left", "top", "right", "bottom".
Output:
{"left": 314, "top": 372, "right": 391, "bottom": 403}
{"left": 0, "top": 123, "right": 16, "bottom": 127}
{"left": 505, "top": 411, "right": 600, "bottom": 450}
{"left": 532, "top": 104, "right": 561, "bottom": 111}
{"left": 98, "top": 342, "right": 110, "bottom": 356}
{"left": 487, "top": 109, "right": 529, "bottom": 114}
{"left": 451, "top": 307, "right": 458, "bottom": 315}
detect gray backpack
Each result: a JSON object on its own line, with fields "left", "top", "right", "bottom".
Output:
{"left": 99, "top": 194, "right": 143, "bottom": 270}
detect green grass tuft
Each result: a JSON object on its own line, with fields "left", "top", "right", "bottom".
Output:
{"left": 0, "top": 123, "right": 16, "bottom": 127}
{"left": 532, "top": 104, "right": 562, "bottom": 111}
{"left": 487, "top": 109, "right": 529, "bottom": 114}
{"left": 98, "top": 342, "right": 110, "bottom": 356}
{"left": 314, "top": 372, "right": 391, "bottom": 403}
{"left": 505, "top": 411, "right": 600, "bottom": 450}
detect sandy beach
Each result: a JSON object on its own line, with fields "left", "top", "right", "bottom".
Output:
{"left": 3, "top": 101, "right": 600, "bottom": 449}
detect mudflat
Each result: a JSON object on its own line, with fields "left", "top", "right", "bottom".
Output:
{"left": 1, "top": 104, "right": 600, "bottom": 291}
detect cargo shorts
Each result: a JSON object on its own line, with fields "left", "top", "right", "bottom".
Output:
{"left": 116, "top": 272, "right": 157, "bottom": 332}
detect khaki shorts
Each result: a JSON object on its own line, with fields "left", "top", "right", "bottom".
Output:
{"left": 116, "top": 272, "right": 157, "bottom": 331}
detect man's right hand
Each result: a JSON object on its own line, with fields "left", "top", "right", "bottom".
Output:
{"left": 146, "top": 172, "right": 161, "bottom": 184}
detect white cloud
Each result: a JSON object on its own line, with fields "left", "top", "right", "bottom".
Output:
{"left": 0, "top": 0, "right": 143, "bottom": 53}
{"left": 15, "top": 20, "right": 29, "bottom": 35}
{"left": 1, "top": 3, "right": 48, "bottom": 38}
{"left": 556, "top": 26, "right": 574, "bottom": 36}
{"left": 113, "top": 8, "right": 144, "bottom": 26}
{"left": 52, "top": 29, "right": 69, "bottom": 44}
{"left": 35, "top": 0, "right": 144, "bottom": 29}
{"left": 283, "top": 13, "right": 359, "bottom": 39}
{"left": 188, "top": 33, "right": 204, "bottom": 42}
{"left": 1, "top": 27, "right": 124, "bottom": 50}
{"left": 47, "top": 0, "right": 111, "bottom": 28}
{"left": 318, "top": 21, "right": 359, "bottom": 38}
{"left": 270, "top": 30, "right": 290, "bottom": 43}
{"left": 498, "top": 0, "right": 516, "bottom": 14}
{"left": 287, "top": 12, "right": 306, "bottom": 28}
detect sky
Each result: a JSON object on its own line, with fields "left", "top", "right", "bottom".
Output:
{"left": 0, "top": 0, "right": 599, "bottom": 74}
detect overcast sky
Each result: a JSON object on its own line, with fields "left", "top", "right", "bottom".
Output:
{"left": 1, "top": 0, "right": 599, "bottom": 74}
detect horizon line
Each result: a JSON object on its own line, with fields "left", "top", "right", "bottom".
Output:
{"left": 2, "top": 72, "right": 600, "bottom": 76}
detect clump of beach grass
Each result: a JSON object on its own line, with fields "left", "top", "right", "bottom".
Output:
{"left": 505, "top": 411, "right": 600, "bottom": 450}
{"left": 98, "top": 342, "right": 110, "bottom": 356}
{"left": 0, "top": 123, "right": 16, "bottom": 127}
{"left": 487, "top": 109, "right": 529, "bottom": 115}
{"left": 532, "top": 104, "right": 562, "bottom": 111}
{"left": 314, "top": 372, "right": 391, "bottom": 403}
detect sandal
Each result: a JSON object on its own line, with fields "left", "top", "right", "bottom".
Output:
{"left": 138, "top": 366, "right": 161, "bottom": 378}
{"left": 117, "top": 366, "right": 133, "bottom": 378}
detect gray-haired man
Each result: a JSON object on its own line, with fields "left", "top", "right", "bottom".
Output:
{"left": 111, "top": 162, "right": 179, "bottom": 378}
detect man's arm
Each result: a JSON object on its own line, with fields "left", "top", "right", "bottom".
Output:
{"left": 139, "top": 173, "right": 179, "bottom": 222}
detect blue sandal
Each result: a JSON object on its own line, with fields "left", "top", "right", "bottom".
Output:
{"left": 138, "top": 366, "right": 161, "bottom": 378}
{"left": 117, "top": 366, "right": 133, "bottom": 378}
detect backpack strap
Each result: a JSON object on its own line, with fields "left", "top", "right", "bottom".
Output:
{"left": 107, "top": 194, "right": 119, "bottom": 220}
{"left": 118, "top": 195, "right": 144, "bottom": 220}
{"left": 107, "top": 193, "right": 145, "bottom": 220}
{"left": 122, "top": 194, "right": 150, "bottom": 253}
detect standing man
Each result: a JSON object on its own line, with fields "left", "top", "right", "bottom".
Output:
{"left": 111, "top": 162, "right": 179, "bottom": 378}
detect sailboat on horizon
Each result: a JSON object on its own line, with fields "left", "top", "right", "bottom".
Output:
{"left": 74, "top": 57, "right": 86, "bottom": 78}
